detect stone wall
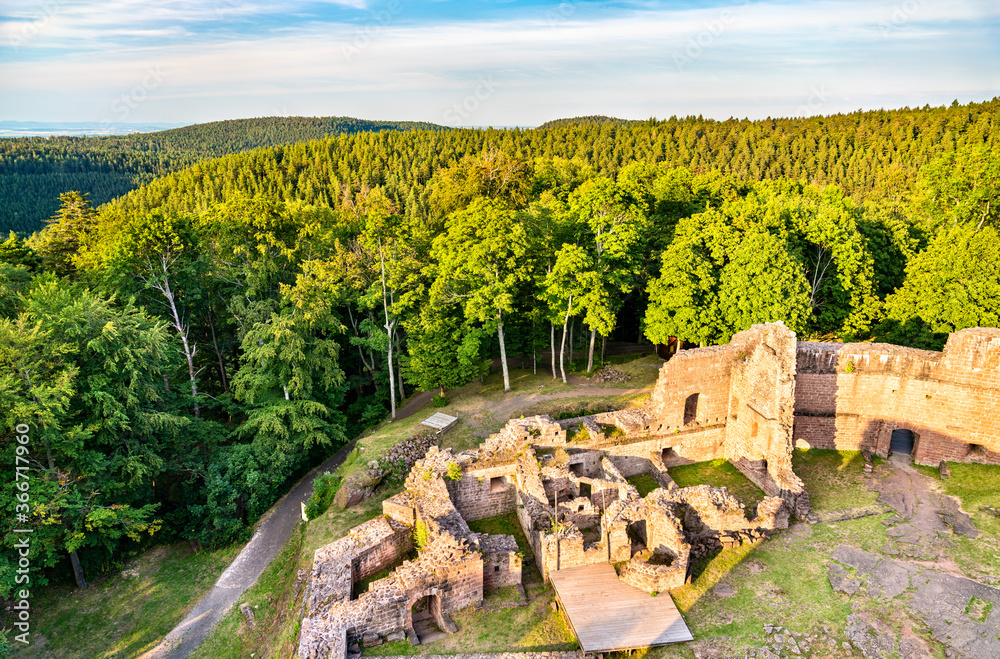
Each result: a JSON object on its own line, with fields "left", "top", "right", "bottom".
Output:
{"left": 447, "top": 462, "right": 519, "bottom": 522}
{"left": 643, "top": 323, "right": 809, "bottom": 517}
{"left": 479, "top": 534, "right": 521, "bottom": 591}
{"left": 603, "top": 427, "right": 726, "bottom": 476}
{"left": 794, "top": 329, "right": 1000, "bottom": 465}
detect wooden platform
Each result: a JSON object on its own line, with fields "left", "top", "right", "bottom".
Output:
{"left": 420, "top": 412, "right": 458, "bottom": 432}
{"left": 548, "top": 563, "right": 693, "bottom": 652}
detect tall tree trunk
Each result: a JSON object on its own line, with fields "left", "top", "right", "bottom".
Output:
{"left": 497, "top": 313, "right": 511, "bottom": 392}
{"left": 559, "top": 296, "right": 572, "bottom": 384}
{"left": 156, "top": 260, "right": 199, "bottom": 418}
{"left": 70, "top": 550, "right": 87, "bottom": 590}
{"left": 208, "top": 304, "right": 229, "bottom": 393}
{"left": 587, "top": 328, "right": 596, "bottom": 374}
{"left": 377, "top": 239, "right": 396, "bottom": 420}
{"left": 550, "top": 323, "right": 557, "bottom": 379}
{"left": 601, "top": 334, "right": 606, "bottom": 365}
{"left": 386, "top": 321, "right": 397, "bottom": 420}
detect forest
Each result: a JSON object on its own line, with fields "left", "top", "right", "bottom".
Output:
{"left": 0, "top": 116, "right": 442, "bottom": 234}
{"left": 1, "top": 97, "right": 998, "bottom": 597}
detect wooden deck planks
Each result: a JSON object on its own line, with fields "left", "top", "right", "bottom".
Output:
{"left": 420, "top": 412, "right": 458, "bottom": 431}
{"left": 549, "top": 563, "right": 693, "bottom": 652}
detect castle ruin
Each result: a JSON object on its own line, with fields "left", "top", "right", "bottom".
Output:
{"left": 296, "top": 323, "right": 1000, "bottom": 658}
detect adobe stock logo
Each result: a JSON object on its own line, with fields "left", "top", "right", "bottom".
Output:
{"left": 442, "top": 75, "right": 501, "bottom": 127}
{"left": 99, "top": 66, "right": 167, "bottom": 134}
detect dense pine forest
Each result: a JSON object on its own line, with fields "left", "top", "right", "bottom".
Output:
{"left": 2, "top": 98, "right": 999, "bottom": 598}
{"left": 0, "top": 116, "right": 442, "bottom": 234}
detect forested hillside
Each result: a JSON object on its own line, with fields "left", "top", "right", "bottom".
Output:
{"left": 0, "top": 116, "right": 442, "bottom": 233}
{"left": 2, "top": 98, "right": 998, "bottom": 600}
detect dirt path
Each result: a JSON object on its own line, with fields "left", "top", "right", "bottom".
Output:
{"left": 482, "top": 384, "right": 653, "bottom": 422}
{"left": 141, "top": 440, "right": 358, "bottom": 659}
{"left": 395, "top": 390, "right": 433, "bottom": 420}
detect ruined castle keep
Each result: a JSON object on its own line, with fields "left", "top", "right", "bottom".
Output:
{"left": 296, "top": 323, "right": 1000, "bottom": 659}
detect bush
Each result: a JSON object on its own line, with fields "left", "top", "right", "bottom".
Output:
{"left": 414, "top": 520, "right": 429, "bottom": 550}
{"left": 446, "top": 461, "right": 462, "bottom": 480}
{"left": 304, "top": 471, "right": 342, "bottom": 520}
{"left": 432, "top": 393, "right": 448, "bottom": 407}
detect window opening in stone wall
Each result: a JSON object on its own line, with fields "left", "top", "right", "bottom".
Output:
{"left": 684, "top": 393, "right": 700, "bottom": 425}
{"left": 967, "top": 443, "right": 988, "bottom": 458}
{"left": 490, "top": 476, "right": 505, "bottom": 493}
{"left": 579, "top": 482, "right": 592, "bottom": 498}
{"left": 662, "top": 447, "right": 679, "bottom": 463}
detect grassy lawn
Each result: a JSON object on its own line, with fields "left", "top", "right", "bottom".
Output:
{"left": 21, "top": 542, "right": 241, "bottom": 659}
{"left": 668, "top": 459, "right": 765, "bottom": 513}
{"left": 792, "top": 449, "right": 880, "bottom": 513}
{"left": 659, "top": 513, "right": 894, "bottom": 658}
{"left": 190, "top": 524, "right": 307, "bottom": 659}
{"left": 363, "top": 591, "right": 577, "bottom": 656}
{"left": 467, "top": 512, "right": 542, "bottom": 585}
{"left": 592, "top": 353, "right": 664, "bottom": 389}
{"left": 627, "top": 473, "right": 663, "bottom": 497}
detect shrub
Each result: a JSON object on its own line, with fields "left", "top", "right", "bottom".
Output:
{"left": 304, "top": 471, "right": 342, "bottom": 520}
{"left": 446, "top": 461, "right": 462, "bottom": 480}
{"left": 432, "top": 393, "right": 448, "bottom": 407}
{"left": 414, "top": 520, "right": 429, "bottom": 550}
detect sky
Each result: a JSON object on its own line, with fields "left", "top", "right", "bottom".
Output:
{"left": 1, "top": 0, "right": 998, "bottom": 129}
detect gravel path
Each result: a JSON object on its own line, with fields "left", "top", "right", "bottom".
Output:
{"left": 143, "top": 391, "right": 435, "bottom": 658}
{"left": 140, "top": 440, "right": 358, "bottom": 659}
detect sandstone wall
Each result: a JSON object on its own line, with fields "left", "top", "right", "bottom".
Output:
{"left": 646, "top": 323, "right": 808, "bottom": 517}
{"left": 447, "top": 462, "right": 519, "bottom": 522}
{"left": 794, "top": 328, "right": 1000, "bottom": 465}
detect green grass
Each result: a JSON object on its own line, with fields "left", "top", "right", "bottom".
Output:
{"left": 362, "top": 593, "right": 577, "bottom": 656}
{"left": 627, "top": 473, "right": 663, "bottom": 497}
{"left": 792, "top": 449, "right": 881, "bottom": 512}
{"left": 668, "top": 459, "right": 765, "bottom": 513}
{"left": 593, "top": 354, "right": 664, "bottom": 389}
{"left": 467, "top": 512, "right": 542, "bottom": 585}
{"left": 189, "top": 524, "right": 307, "bottom": 659}
{"left": 21, "top": 542, "right": 241, "bottom": 658}
{"left": 666, "top": 513, "right": 893, "bottom": 656}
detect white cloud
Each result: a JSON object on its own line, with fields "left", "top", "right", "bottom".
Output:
{"left": 1, "top": 0, "right": 997, "bottom": 124}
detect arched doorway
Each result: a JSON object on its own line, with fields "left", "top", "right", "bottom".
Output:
{"left": 890, "top": 429, "right": 915, "bottom": 456}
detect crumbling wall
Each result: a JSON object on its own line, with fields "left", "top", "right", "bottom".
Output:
{"left": 794, "top": 328, "right": 1000, "bottom": 465}
{"left": 446, "top": 461, "right": 519, "bottom": 522}
{"left": 478, "top": 534, "right": 521, "bottom": 591}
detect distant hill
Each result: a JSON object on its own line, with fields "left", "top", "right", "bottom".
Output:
{"left": 536, "top": 115, "right": 634, "bottom": 130}
{"left": 0, "top": 116, "right": 443, "bottom": 234}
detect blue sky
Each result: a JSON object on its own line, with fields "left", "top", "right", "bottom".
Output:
{"left": 1, "top": 0, "right": 998, "bottom": 127}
